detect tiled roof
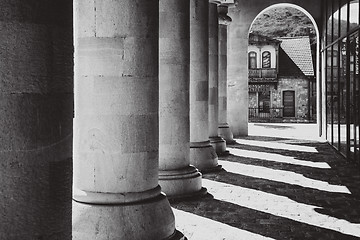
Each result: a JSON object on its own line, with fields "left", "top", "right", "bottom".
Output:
{"left": 278, "top": 36, "right": 314, "bottom": 76}
{"left": 278, "top": 47, "right": 304, "bottom": 77}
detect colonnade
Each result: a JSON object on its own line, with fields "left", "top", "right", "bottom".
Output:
{"left": 1, "top": 0, "right": 233, "bottom": 239}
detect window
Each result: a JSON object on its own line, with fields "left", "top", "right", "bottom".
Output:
{"left": 262, "top": 51, "right": 271, "bottom": 68}
{"left": 327, "top": 50, "right": 338, "bottom": 67}
{"left": 258, "top": 91, "right": 270, "bottom": 113}
{"left": 249, "top": 51, "right": 257, "bottom": 69}
{"left": 324, "top": 0, "right": 360, "bottom": 161}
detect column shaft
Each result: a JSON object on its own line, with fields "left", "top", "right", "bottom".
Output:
{"left": 73, "top": 1, "right": 183, "bottom": 239}
{"left": 159, "top": 0, "right": 204, "bottom": 199}
{"left": 189, "top": 0, "right": 220, "bottom": 172}
{"left": 209, "top": 2, "right": 227, "bottom": 155}
{"left": 218, "top": 5, "right": 234, "bottom": 143}
{"left": 0, "top": 1, "right": 73, "bottom": 239}
{"left": 227, "top": 6, "right": 249, "bottom": 137}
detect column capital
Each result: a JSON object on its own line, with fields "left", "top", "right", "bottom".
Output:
{"left": 218, "top": 5, "right": 232, "bottom": 25}
{"left": 216, "top": 0, "right": 236, "bottom": 7}
{"left": 209, "top": 0, "right": 221, "bottom": 5}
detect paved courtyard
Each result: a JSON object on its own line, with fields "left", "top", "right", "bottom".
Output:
{"left": 171, "top": 123, "right": 360, "bottom": 240}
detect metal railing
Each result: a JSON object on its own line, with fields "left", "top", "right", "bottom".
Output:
{"left": 249, "top": 107, "right": 284, "bottom": 119}
{"left": 249, "top": 68, "right": 277, "bottom": 78}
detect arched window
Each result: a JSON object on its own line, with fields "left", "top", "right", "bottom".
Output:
{"left": 248, "top": 51, "right": 257, "bottom": 69}
{"left": 262, "top": 51, "right": 271, "bottom": 68}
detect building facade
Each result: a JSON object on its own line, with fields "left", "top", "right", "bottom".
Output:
{"left": 248, "top": 33, "right": 316, "bottom": 122}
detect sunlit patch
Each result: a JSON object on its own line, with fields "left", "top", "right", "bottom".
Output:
{"left": 248, "top": 123, "right": 322, "bottom": 141}
{"left": 228, "top": 147, "right": 331, "bottom": 169}
{"left": 172, "top": 208, "right": 276, "bottom": 240}
{"left": 350, "top": 146, "right": 359, "bottom": 153}
{"left": 219, "top": 160, "right": 351, "bottom": 194}
{"left": 203, "top": 179, "right": 360, "bottom": 238}
{"left": 234, "top": 139, "right": 318, "bottom": 153}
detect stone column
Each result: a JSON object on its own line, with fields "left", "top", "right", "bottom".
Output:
{"left": 209, "top": 1, "right": 227, "bottom": 155}
{"left": 0, "top": 1, "right": 73, "bottom": 239}
{"left": 227, "top": 4, "right": 249, "bottom": 137}
{"left": 73, "top": 1, "right": 184, "bottom": 239}
{"left": 189, "top": 0, "right": 220, "bottom": 172}
{"left": 218, "top": 5, "right": 235, "bottom": 143}
{"left": 159, "top": 0, "right": 205, "bottom": 199}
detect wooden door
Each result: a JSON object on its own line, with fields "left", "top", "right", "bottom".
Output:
{"left": 283, "top": 91, "right": 295, "bottom": 117}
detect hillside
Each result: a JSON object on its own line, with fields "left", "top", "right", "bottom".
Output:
{"left": 329, "top": 18, "right": 358, "bottom": 39}
{"left": 250, "top": 7, "right": 317, "bottom": 45}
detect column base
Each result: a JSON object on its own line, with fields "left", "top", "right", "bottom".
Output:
{"left": 165, "top": 230, "right": 188, "bottom": 240}
{"left": 190, "top": 141, "right": 222, "bottom": 172}
{"left": 159, "top": 165, "right": 206, "bottom": 200}
{"left": 210, "top": 136, "right": 228, "bottom": 156}
{"left": 73, "top": 191, "right": 183, "bottom": 240}
{"left": 219, "top": 123, "right": 235, "bottom": 144}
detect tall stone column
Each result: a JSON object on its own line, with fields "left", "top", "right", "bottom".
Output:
{"left": 73, "top": 1, "right": 184, "bottom": 239}
{"left": 159, "top": 0, "right": 205, "bottom": 199}
{"left": 227, "top": 3, "right": 249, "bottom": 137}
{"left": 209, "top": 1, "right": 227, "bottom": 155}
{"left": 218, "top": 5, "right": 235, "bottom": 143}
{"left": 0, "top": 1, "right": 73, "bottom": 239}
{"left": 189, "top": 0, "right": 220, "bottom": 172}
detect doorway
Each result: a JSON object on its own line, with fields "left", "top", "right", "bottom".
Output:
{"left": 283, "top": 90, "right": 295, "bottom": 117}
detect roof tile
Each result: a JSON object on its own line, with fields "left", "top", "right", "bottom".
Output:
{"left": 278, "top": 36, "right": 314, "bottom": 76}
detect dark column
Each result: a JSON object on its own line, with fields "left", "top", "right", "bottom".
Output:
{"left": 0, "top": 1, "right": 73, "bottom": 239}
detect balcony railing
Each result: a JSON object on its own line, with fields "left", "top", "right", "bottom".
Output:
{"left": 249, "top": 68, "right": 277, "bottom": 78}
{"left": 249, "top": 107, "right": 284, "bottom": 119}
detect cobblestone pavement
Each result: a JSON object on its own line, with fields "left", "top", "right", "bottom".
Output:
{"left": 171, "top": 123, "right": 360, "bottom": 240}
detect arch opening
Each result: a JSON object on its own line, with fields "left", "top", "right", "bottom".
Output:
{"left": 247, "top": 3, "right": 320, "bottom": 134}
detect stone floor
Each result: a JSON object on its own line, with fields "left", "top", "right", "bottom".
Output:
{"left": 171, "top": 123, "right": 360, "bottom": 240}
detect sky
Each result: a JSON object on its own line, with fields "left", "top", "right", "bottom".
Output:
{"left": 333, "top": 2, "right": 359, "bottom": 24}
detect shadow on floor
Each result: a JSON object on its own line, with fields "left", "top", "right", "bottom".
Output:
{"left": 171, "top": 135, "right": 360, "bottom": 240}
{"left": 172, "top": 193, "right": 359, "bottom": 240}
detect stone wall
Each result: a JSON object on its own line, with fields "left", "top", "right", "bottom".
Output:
{"left": 272, "top": 77, "right": 310, "bottom": 119}
{"left": 248, "top": 77, "right": 311, "bottom": 121}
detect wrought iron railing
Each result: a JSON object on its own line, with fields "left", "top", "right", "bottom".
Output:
{"left": 249, "top": 107, "right": 284, "bottom": 119}
{"left": 249, "top": 68, "right": 277, "bottom": 78}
